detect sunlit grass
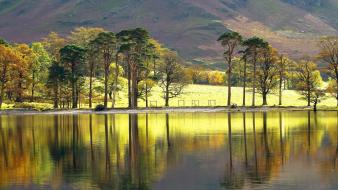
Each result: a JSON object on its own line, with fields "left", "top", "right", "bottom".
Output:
{"left": 2, "top": 84, "right": 337, "bottom": 110}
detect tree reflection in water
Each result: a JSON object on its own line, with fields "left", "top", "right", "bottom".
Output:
{"left": 0, "top": 112, "right": 337, "bottom": 189}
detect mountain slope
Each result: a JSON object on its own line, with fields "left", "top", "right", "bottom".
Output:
{"left": 0, "top": 0, "right": 337, "bottom": 67}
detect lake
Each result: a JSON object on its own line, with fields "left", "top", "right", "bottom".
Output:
{"left": 0, "top": 111, "right": 337, "bottom": 190}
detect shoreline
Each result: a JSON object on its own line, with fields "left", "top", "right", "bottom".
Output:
{"left": 0, "top": 106, "right": 337, "bottom": 115}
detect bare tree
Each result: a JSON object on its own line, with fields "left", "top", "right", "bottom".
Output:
{"left": 295, "top": 59, "right": 322, "bottom": 106}
{"left": 256, "top": 47, "right": 279, "bottom": 105}
{"left": 159, "top": 51, "right": 188, "bottom": 107}
{"left": 318, "top": 36, "right": 338, "bottom": 106}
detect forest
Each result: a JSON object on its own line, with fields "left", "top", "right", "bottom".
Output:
{"left": 0, "top": 27, "right": 337, "bottom": 111}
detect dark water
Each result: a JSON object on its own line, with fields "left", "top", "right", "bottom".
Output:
{"left": 0, "top": 111, "right": 337, "bottom": 190}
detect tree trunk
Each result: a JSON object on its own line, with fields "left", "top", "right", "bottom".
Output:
{"left": 165, "top": 84, "right": 169, "bottom": 107}
{"left": 104, "top": 63, "right": 109, "bottom": 109}
{"left": 145, "top": 83, "right": 148, "bottom": 108}
{"left": 262, "top": 93, "right": 267, "bottom": 106}
{"left": 279, "top": 71, "right": 283, "bottom": 106}
{"left": 16, "top": 73, "right": 23, "bottom": 103}
{"left": 252, "top": 55, "right": 257, "bottom": 107}
{"left": 71, "top": 63, "right": 77, "bottom": 108}
{"left": 243, "top": 58, "right": 247, "bottom": 106}
{"left": 227, "top": 60, "right": 232, "bottom": 106}
{"left": 314, "top": 101, "right": 317, "bottom": 112}
{"left": 89, "top": 69, "right": 93, "bottom": 109}
{"left": 72, "top": 81, "right": 76, "bottom": 108}
{"left": 31, "top": 73, "right": 35, "bottom": 102}
{"left": 0, "top": 83, "right": 5, "bottom": 108}
{"left": 112, "top": 54, "right": 119, "bottom": 108}
{"left": 307, "top": 89, "right": 311, "bottom": 107}
{"left": 0, "top": 65, "right": 7, "bottom": 108}
{"left": 128, "top": 58, "right": 131, "bottom": 108}
{"left": 53, "top": 84, "right": 58, "bottom": 109}
{"left": 130, "top": 66, "right": 138, "bottom": 109}
{"left": 336, "top": 73, "right": 338, "bottom": 107}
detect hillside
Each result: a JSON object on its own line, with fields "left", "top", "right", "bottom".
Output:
{"left": 0, "top": 0, "right": 337, "bottom": 68}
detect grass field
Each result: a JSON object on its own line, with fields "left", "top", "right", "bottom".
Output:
{"left": 1, "top": 84, "right": 337, "bottom": 110}
{"left": 111, "top": 84, "right": 337, "bottom": 108}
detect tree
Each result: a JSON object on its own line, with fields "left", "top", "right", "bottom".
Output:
{"left": 239, "top": 50, "right": 248, "bottom": 106}
{"left": 256, "top": 46, "right": 279, "bottom": 105}
{"left": 138, "top": 79, "right": 156, "bottom": 107}
{"left": 277, "top": 55, "right": 291, "bottom": 105}
{"left": 242, "top": 37, "right": 268, "bottom": 106}
{"left": 295, "top": 59, "right": 322, "bottom": 106}
{"left": 327, "top": 79, "right": 338, "bottom": 102}
{"left": 139, "top": 42, "right": 158, "bottom": 107}
{"left": 310, "top": 89, "right": 326, "bottom": 112}
{"left": 218, "top": 31, "right": 242, "bottom": 106}
{"left": 13, "top": 44, "right": 35, "bottom": 102}
{"left": 207, "top": 71, "right": 225, "bottom": 85}
{"left": 0, "top": 38, "right": 8, "bottom": 46}
{"left": 117, "top": 28, "right": 150, "bottom": 109}
{"left": 92, "top": 32, "right": 116, "bottom": 108}
{"left": 68, "top": 27, "right": 105, "bottom": 47}
{"left": 86, "top": 40, "right": 100, "bottom": 108}
{"left": 159, "top": 51, "right": 188, "bottom": 107}
{"left": 318, "top": 36, "right": 338, "bottom": 106}
{"left": 47, "top": 61, "right": 66, "bottom": 108}
{"left": 60, "top": 45, "right": 86, "bottom": 108}
{"left": 108, "top": 63, "right": 124, "bottom": 107}
{"left": 30, "top": 42, "right": 51, "bottom": 102}
{"left": 42, "top": 32, "right": 66, "bottom": 61}
{"left": 0, "top": 45, "right": 22, "bottom": 107}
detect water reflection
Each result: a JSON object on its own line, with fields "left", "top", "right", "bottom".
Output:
{"left": 0, "top": 112, "right": 337, "bottom": 189}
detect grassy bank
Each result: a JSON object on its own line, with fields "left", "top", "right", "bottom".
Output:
{"left": 1, "top": 84, "right": 337, "bottom": 111}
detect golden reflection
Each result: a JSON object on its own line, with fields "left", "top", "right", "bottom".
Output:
{"left": 0, "top": 112, "right": 337, "bottom": 189}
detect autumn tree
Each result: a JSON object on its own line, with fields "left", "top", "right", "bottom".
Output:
{"left": 256, "top": 46, "right": 279, "bottom": 105}
{"left": 318, "top": 36, "right": 338, "bottom": 106}
{"left": 42, "top": 32, "right": 66, "bottom": 61}
{"left": 207, "top": 71, "right": 225, "bottom": 85}
{"left": 242, "top": 37, "right": 268, "bottom": 106}
{"left": 60, "top": 45, "right": 86, "bottom": 108}
{"left": 218, "top": 31, "right": 242, "bottom": 106}
{"left": 0, "top": 45, "right": 22, "bottom": 107}
{"left": 68, "top": 27, "right": 105, "bottom": 47}
{"left": 295, "top": 59, "right": 323, "bottom": 106}
{"left": 159, "top": 51, "right": 188, "bottom": 107}
{"left": 92, "top": 32, "right": 116, "bottom": 108}
{"left": 13, "top": 44, "right": 35, "bottom": 102}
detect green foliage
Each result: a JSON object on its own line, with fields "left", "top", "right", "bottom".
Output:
{"left": 60, "top": 44, "right": 86, "bottom": 81}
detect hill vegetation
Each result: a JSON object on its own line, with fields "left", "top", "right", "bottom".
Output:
{"left": 0, "top": 0, "right": 337, "bottom": 68}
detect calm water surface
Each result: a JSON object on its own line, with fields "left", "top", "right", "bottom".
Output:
{"left": 0, "top": 111, "right": 337, "bottom": 190}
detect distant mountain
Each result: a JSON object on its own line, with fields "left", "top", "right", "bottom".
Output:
{"left": 0, "top": 0, "right": 337, "bottom": 68}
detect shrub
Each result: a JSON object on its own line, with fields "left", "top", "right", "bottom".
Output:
{"left": 230, "top": 104, "right": 237, "bottom": 109}
{"left": 13, "top": 102, "right": 52, "bottom": 111}
{"left": 95, "top": 104, "right": 106, "bottom": 111}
